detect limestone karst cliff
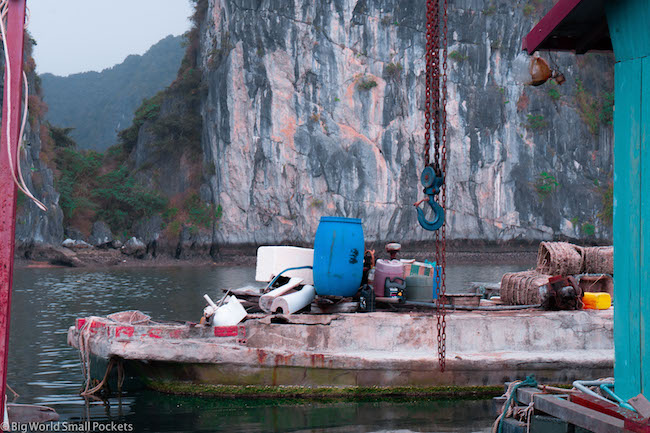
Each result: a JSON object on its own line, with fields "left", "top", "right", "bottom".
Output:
{"left": 185, "top": 0, "right": 614, "bottom": 246}
{"left": 19, "top": 0, "right": 616, "bottom": 257}
{"left": 12, "top": 41, "right": 64, "bottom": 256}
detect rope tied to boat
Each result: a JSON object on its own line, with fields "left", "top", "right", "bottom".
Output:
{"left": 77, "top": 318, "right": 124, "bottom": 397}
{"left": 492, "top": 375, "right": 538, "bottom": 433}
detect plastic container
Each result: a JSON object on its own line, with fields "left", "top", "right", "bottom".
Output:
{"left": 583, "top": 292, "right": 612, "bottom": 310}
{"left": 211, "top": 296, "right": 247, "bottom": 326}
{"left": 313, "top": 217, "right": 364, "bottom": 297}
{"left": 406, "top": 265, "right": 441, "bottom": 301}
{"left": 373, "top": 259, "right": 405, "bottom": 297}
{"left": 367, "top": 268, "right": 375, "bottom": 287}
{"left": 405, "top": 275, "right": 433, "bottom": 301}
{"left": 405, "top": 275, "right": 431, "bottom": 301}
{"left": 255, "top": 246, "right": 314, "bottom": 284}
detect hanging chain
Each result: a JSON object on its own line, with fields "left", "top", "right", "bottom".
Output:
{"left": 432, "top": 0, "right": 440, "bottom": 175}
{"left": 424, "top": 0, "right": 434, "bottom": 166}
{"left": 424, "top": 0, "right": 448, "bottom": 373}
{"left": 438, "top": 0, "right": 448, "bottom": 373}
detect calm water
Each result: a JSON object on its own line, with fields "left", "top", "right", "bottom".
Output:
{"left": 8, "top": 263, "right": 526, "bottom": 432}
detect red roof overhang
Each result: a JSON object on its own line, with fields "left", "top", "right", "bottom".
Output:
{"left": 522, "top": 0, "right": 612, "bottom": 54}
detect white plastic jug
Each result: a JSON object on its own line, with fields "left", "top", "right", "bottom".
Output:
{"left": 211, "top": 295, "right": 247, "bottom": 327}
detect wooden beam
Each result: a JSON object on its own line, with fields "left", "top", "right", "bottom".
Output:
{"left": 522, "top": 0, "right": 583, "bottom": 53}
{"left": 575, "top": 18, "right": 609, "bottom": 54}
{"left": 641, "top": 55, "right": 650, "bottom": 400}
{"left": 517, "top": 387, "right": 626, "bottom": 433}
{"left": 0, "top": 0, "right": 27, "bottom": 415}
{"left": 612, "top": 57, "right": 643, "bottom": 400}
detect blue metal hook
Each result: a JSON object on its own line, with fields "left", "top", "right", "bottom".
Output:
{"left": 415, "top": 165, "right": 445, "bottom": 231}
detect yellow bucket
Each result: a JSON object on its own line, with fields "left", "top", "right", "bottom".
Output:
{"left": 583, "top": 292, "right": 612, "bottom": 310}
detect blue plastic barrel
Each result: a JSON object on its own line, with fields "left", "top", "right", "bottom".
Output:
{"left": 313, "top": 217, "right": 364, "bottom": 297}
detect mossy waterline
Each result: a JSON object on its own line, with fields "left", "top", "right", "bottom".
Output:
{"left": 145, "top": 380, "right": 505, "bottom": 400}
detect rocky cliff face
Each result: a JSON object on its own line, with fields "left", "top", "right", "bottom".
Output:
{"left": 189, "top": 0, "right": 613, "bottom": 247}
{"left": 41, "top": 35, "right": 185, "bottom": 151}
{"left": 13, "top": 121, "right": 64, "bottom": 255}
{"left": 12, "top": 56, "right": 65, "bottom": 255}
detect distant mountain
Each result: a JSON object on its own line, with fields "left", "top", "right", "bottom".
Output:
{"left": 40, "top": 35, "right": 185, "bottom": 151}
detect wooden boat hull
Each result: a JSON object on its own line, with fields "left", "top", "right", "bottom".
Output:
{"left": 68, "top": 310, "right": 614, "bottom": 395}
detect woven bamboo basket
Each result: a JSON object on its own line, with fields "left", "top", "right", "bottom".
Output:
{"left": 500, "top": 271, "right": 551, "bottom": 305}
{"left": 582, "top": 246, "right": 613, "bottom": 275}
{"left": 536, "top": 242, "right": 584, "bottom": 276}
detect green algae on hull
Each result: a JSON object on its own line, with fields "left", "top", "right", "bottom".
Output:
{"left": 145, "top": 380, "right": 504, "bottom": 400}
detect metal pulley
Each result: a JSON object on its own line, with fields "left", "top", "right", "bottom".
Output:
{"left": 415, "top": 165, "right": 445, "bottom": 231}
{"left": 415, "top": 0, "right": 447, "bottom": 234}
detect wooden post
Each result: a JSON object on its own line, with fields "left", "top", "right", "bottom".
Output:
{"left": 606, "top": 0, "right": 650, "bottom": 400}
{"left": 0, "top": 0, "right": 26, "bottom": 420}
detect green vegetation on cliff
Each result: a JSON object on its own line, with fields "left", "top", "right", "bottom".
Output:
{"left": 118, "top": 67, "right": 203, "bottom": 154}
{"left": 41, "top": 35, "right": 185, "bottom": 151}
{"left": 52, "top": 0, "right": 216, "bottom": 240}
{"left": 575, "top": 79, "right": 615, "bottom": 136}
{"left": 50, "top": 126, "right": 221, "bottom": 239}
{"left": 50, "top": 126, "right": 168, "bottom": 234}
{"left": 118, "top": 1, "right": 206, "bottom": 155}
{"left": 599, "top": 182, "right": 613, "bottom": 225}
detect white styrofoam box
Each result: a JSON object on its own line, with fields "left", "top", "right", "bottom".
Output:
{"left": 255, "top": 246, "right": 314, "bottom": 284}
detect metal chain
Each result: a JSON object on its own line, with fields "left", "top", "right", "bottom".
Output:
{"left": 438, "top": 0, "right": 448, "bottom": 373}
{"left": 423, "top": 0, "right": 448, "bottom": 372}
{"left": 424, "top": 0, "right": 434, "bottom": 166}
{"left": 432, "top": 0, "right": 440, "bottom": 174}
{"left": 423, "top": 0, "right": 447, "bottom": 373}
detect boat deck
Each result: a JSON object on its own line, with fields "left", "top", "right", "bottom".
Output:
{"left": 68, "top": 309, "right": 613, "bottom": 391}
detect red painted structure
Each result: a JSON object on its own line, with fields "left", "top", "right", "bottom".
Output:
{"left": 0, "top": 0, "right": 27, "bottom": 422}
{"left": 522, "top": 0, "right": 611, "bottom": 54}
{"left": 570, "top": 393, "right": 650, "bottom": 432}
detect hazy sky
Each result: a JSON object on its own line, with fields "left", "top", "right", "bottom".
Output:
{"left": 28, "top": 0, "right": 194, "bottom": 76}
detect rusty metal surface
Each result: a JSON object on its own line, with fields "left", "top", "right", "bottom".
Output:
{"left": 68, "top": 310, "right": 614, "bottom": 388}
{"left": 629, "top": 394, "right": 650, "bottom": 419}
{"left": 570, "top": 393, "right": 650, "bottom": 432}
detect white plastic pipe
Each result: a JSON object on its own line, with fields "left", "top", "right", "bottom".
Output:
{"left": 271, "top": 285, "right": 316, "bottom": 315}
{"left": 259, "top": 277, "right": 303, "bottom": 313}
{"left": 204, "top": 294, "right": 218, "bottom": 310}
{"left": 573, "top": 379, "right": 614, "bottom": 403}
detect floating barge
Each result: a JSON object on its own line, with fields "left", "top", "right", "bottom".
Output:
{"left": 67, "top": 308, "right": 613, "bottom": 395}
